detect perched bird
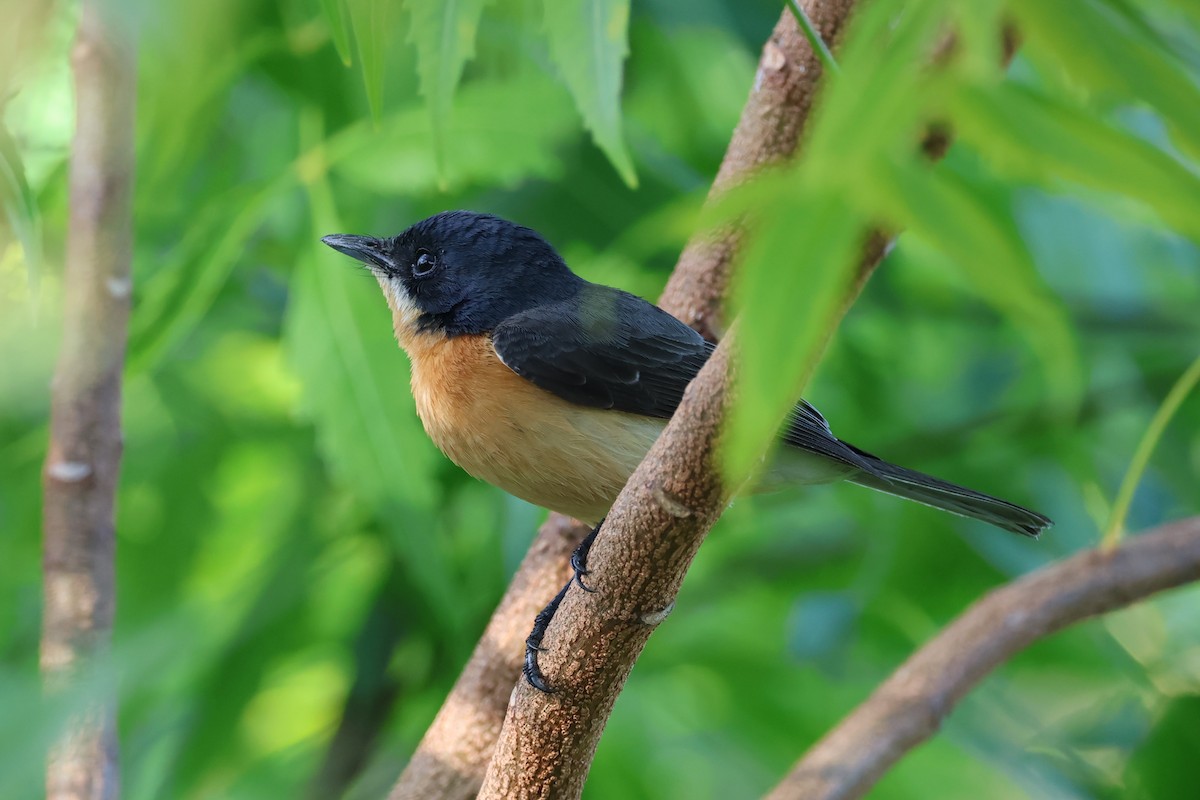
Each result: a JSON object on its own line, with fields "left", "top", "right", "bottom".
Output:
{"left": 322, "top": 210, "right": 1051, "bottom": 689}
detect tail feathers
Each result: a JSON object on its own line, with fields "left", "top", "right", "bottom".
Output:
{"left": 849, "top": 458, "right": 1052, "bottom": 538}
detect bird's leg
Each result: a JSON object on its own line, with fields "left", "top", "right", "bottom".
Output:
{"left": 524, "top": 579, "right": 569, "bottom": 692}
{"left": 570, "top": 518, "right": 604, "bottom": 592}
{"left": 523, "top": 519, "right": 605, "bottom": 692}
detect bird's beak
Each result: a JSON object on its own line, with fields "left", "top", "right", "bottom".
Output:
{"left": 321, "top": 233, "right": 395, "bottom": 273}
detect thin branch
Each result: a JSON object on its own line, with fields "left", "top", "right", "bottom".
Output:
{"left": 476, "top": 339, "right": 736, "bottom": 800}
{"left": 386, "top": 6, "right": 853, "bottom": 798}
{"left": 659, "top": 0, "right": 858, "bottom": 341}
{"left": 41, "top": 1, "right": 135, "bottom": 799}
{"left": 765, "top": 516, "right": 1200, "bottom": 800}
{"left": 387, "top": 516, "right": 582, "bottom": 800}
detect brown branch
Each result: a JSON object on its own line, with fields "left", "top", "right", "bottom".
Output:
{"left": 41, "top": 2, "right": 135, "bottom": 799}
{"left": 388, "top": 516, "right": 581, "bottom": 800}
{"left": 765, "top": 516, "right": 1200, "bottom": 800}
{"left": 659, "top": 1, "right": 857, "bottom": 341}
{"left": 386, "top": 6, "right": 852, "bottom": 798}
{"left": 477, "top": 339, "right": 736, "bottom": 800}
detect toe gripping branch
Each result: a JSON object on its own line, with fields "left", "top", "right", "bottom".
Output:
{"left": 523, "top": 520, "right": 603, "bottom": 692}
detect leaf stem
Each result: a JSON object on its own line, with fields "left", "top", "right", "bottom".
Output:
{"left": 1102, "top": 353, "right": 1200, "bottom": 549}
{"left": 787, "top": 0, "right": 839, "bottom": 75}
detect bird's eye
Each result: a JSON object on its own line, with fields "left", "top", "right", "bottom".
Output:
{"left": 413, "top": 249, "right": 436, "bottom": 277}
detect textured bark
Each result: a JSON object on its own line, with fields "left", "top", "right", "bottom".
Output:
{"left": 386, "top": 6, "right": 855, "bottom": 798}
{"left": 477, "top": 344, "right": 734, "bottom": 800}
{"left": 41, "top": 2, "right": 135, "bottom": 799}
{"left": 766, "top": 516, "right": 1200, "bottom": 800}
{"left": 658, "top": 1, "right": 858, "bottom": 341}
{"left": 388, "top": 516, "right": 582, "bottom": 800}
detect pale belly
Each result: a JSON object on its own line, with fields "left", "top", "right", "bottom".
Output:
{"left": 401, "top": 331, "right": 851, "bottom": 524}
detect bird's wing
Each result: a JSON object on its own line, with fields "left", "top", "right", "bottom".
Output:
{"left": 491, "top": 286, "right": 709, "bottom": 419}
{"left": 491, "top": 284, "right": 881, "bottom": 474}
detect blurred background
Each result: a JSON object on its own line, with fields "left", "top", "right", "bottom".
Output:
{"left": 2, "top": 0, "right": 1199, "bottom": 798}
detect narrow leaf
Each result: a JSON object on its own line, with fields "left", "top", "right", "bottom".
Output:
{"left": 347, "top": 0, "right": 387, "bottom": 121}
{"left": 320, "top": 0, "right": 354, "bottom": 66}
{"left": 543, "top": 0, "right": 637, "bottom": 187}
{"left": 0, "top": 120, "right": 41, "bottom": 293}
{"left": 406, "top": 0, "right": 488, "bottom": 184}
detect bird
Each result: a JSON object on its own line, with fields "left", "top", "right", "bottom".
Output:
{"left": 322, "top": 210, "right": 1052, "bottom": 690}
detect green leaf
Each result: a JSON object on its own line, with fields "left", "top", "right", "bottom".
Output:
{"left": 948, "top": 83, "right": 1200, "bottom": 243}
{"left": 875, "top": 160, "right": 1082, "bottom": 411}
{"left": 406, "top": 0, "right": 489, "bottom": 184}
{"left": 0, "top": 120, "right": 41, "bottom": 293}
{"left": 331, "top": 73, "right": 577, "bottom": 193}
{"left": 723, "top": 179, "right": 864, "bottom": 481}
{"left": 347, "top": 0, "right": 388, "bottom": 121}
{"left": 543, "top": 0, "right": 637, "bottom": 187}
{"left": 1012, "top": 0, "right": 1200, "bottom": 160}
{"left": 320, "top": 0, "right": 354, "bottom": 66}
{"left": 286, "top": 201, "right": 439, "bottom": 515}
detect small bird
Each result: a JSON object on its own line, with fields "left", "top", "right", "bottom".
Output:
{"left": 322, "top": 210, "right": 1051, "bottom": 689}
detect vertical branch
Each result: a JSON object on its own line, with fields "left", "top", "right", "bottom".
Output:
{"left": 388, "top": 5, "right": 861, "bottom": 798}
{"left": 658, "top": 0, "right": 858, "bottom": 340}
{"left": 41, "top": 2, "right": 135, "bottom": 798}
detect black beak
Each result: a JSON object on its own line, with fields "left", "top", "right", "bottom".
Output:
{"left": 321, "top": 233, "right": 394, "bottom": 273}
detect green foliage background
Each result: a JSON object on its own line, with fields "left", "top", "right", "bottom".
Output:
{"left": 2, "top": 0, "right": 1199, "bottom": 797}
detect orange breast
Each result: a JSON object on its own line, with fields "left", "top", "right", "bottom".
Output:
{"left": 402, "top": 330, "right": 665, "bottom": 524}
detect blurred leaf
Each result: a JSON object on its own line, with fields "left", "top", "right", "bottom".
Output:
{"left": 286, "top": 189, "right": 439, "bottom": 514}
{"left": 876, "top": 160, "right": 1082, "bottom": 410}
{"left": 1124, "top": 695, "right": 1200, "bottom": 799}
{"left": 406, "top": 0, "right": 489, "bottom": 183}
{"left": 786, "top": 591, "right": 859, "bottom": 667}
{"left": 0, "top": 120, "right": 41, "bottom": 290}
{"left": 347, "top": 0, "right": 388, "bottom": 121}
{"left": 543, "top": 0, "right": 637, "bottom": 187}
{"left": 331, "top": 74, "right": 577, "bottom": 193}
{"left": 320, "top": 0, "right": 354, "bottom": 66}
{"left": 129, "top": 177, "right": 293, "bottom": 373}
{"left": 1012, "top": 0, "right": 1200, "bottom": 160}
{"left": 724, "top": 180, "right": 863, "bottom": 481}
{"left": 949, "top": 83, "right": 1200, "bottom": 242}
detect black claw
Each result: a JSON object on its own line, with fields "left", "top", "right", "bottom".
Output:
{"left": 522, "top": 521, "right": 608, "bottom": 692}
{"left": 570, "top": 519, "right": 604, "bottom": 593}
{"left": 523, "top": 582, "right": 570, "bottom": 693}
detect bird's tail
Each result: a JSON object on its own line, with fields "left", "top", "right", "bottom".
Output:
{"left": 849, "top": 457, "right": 1051, "bottom": 538}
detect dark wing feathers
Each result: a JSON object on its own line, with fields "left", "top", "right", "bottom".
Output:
{"left": 491, "top": 284, "right": 881, "bottom": 475}
{"left": 492, "top": 287, "right": 710, "bottom": 416}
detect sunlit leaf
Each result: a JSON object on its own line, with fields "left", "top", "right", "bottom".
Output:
{"left": 724, "top": 178, "right": 864, "bottom": 481}
{"left": 405, "top": 0, "right": 489, "bottom": 183}
{"left": 543, "top": 0, "right": 636, "bottom": 187}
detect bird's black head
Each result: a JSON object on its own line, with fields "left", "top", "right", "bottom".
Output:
{"left": 322, "top": 211, "right": 582, "bottom": 336}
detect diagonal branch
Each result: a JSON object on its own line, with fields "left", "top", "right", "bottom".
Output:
{"left": 766, "top": 515, "right": 1200, "bottom": 800}
{"left": 41, "top": 1, "right": 136, "bottom": 799}
{"left": 386, "top": 6, "right": 855, "bottom": 798}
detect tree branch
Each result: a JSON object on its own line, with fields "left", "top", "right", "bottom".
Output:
{"left": 766, "top": 516, "right": 1200, "bottom": 800}
{"left": 659, "top": 1, "right": 856, "bottom": 341}
{"left": 41, "top": 2, "right": 135, "bottom": 799}
{"left": 387, "top": 6, "right": 851, "bottom": 798}
{"left": 476, "top": 339, "right": 736, "bottom": 800}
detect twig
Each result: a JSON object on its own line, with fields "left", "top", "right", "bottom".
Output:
{"left": 41, "top": 1, "right": 135, "bottom": 799}
{"left": 1102, "top": 355, "right": 1200, "bottom": 548}
{"left": 386, "top": 6, "right": 854, "bottom": 798}
{"left": 765, "top": 516, "right": 1200, "bottom": 800}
